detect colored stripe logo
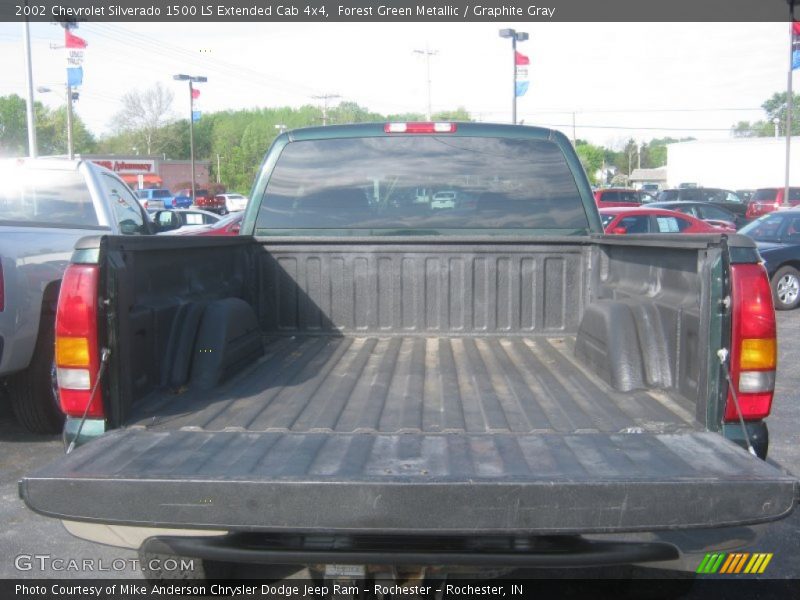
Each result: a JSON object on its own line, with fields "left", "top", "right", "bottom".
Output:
{"left": 697, "top": 552, "right": 773, "bottom": 574}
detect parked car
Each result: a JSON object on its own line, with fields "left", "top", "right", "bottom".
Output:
{"left": 600, "top": 207, "right": 735, "bottom": 234}
{"left": 648, "top": 200, "right": 741, "bottom": 230}
{"left": 175, "top": 188, "right": 227, "bottom": 215}
{"left": 736, "top": 189, "right": 755, "bottom": 204}
{"left": 656, "top": 188, "right": 748, "bottom": 222}
{"left": 134, "top": 188, "right": 190, "bottom": 209}
{"left": 593, "top": 188, "right": 646, "bottom": 209}
{"left": 176, "top": 211, "right": 243, "bottom": 236}
{"left": 431, "top": 190, "right": 457, "bottom": 209}
{"left": 216, "top": 193, "right": 249, "bottom": 213}
{"left": 745, "top": 187, "right": 800, "bottom": 220}
{"left": 640, "top": 183, "right": 660, "bottom": 196}
{"left": 0, "top": 157, "right": 158, "bottom": 433}
{"left": 23, "top": 123, "right": 795, "bottom": 580}
{"left": 151, "top": 208, "right": 222, "bottom": 234}
{"left": 739, "top": 209, "right": 800, "bottom": 310}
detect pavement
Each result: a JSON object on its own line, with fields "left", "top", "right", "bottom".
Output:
{"left": 0, "top": 312, "right": 798, "bottom": 582}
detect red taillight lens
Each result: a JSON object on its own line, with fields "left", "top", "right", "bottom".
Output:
{"left": 384, "top": 122, "right": 457, "bottom": 134}
{"left": 725, "top": 263, "right": 776, "bottom": 421}
{"left": 55, "top": 264, "right": 104, "bottom": 418}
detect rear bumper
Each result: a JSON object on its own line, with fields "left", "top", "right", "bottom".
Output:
{"left": 141, "top": 533, "right": 680, "bottom": 569}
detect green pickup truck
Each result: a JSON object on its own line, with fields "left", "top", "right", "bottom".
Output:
{"left": 21, "top": 123, "right": 797, "bottom": 580}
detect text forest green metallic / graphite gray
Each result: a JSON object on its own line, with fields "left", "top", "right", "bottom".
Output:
{"left": 19, "top": 124, "right": 799, "bottom": 573}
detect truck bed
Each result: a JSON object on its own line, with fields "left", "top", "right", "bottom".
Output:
{"left": 20, "top": 236, "right": 797, "bottom": 536}
{"left": 129, "top": 334, "right": 698, "bottom": 435}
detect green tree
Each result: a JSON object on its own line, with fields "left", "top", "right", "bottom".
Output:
{"left": 574, "top": 141, "right": 605, "bottom": 184}
{"left": 732, "top": 92, "right": 800, "bottom": 137}
{"left": 432, "top": 107, "right": 472, "bottom": 121}
{"left": 0, "top": 94, "right": 31, "bottom": 156}
{"left": 37, "top": 106, "right": 96, "bottom": 155}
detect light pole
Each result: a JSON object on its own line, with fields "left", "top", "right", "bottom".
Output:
{"left": 173, "top": 74, "right": 207, "bottom": 203}
{"left": 499, "top": 28, "right": 528, "bottom": 125}
{"left": 23, "top": 20, "right": 37, "bottom": 157}
{"left": 38, "top": 85, "right": 76, "bottom": 159}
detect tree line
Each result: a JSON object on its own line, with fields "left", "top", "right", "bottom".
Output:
{"left": 2, "top": 87, "right": 796, "bottom": 192}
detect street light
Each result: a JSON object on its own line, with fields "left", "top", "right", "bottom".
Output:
{"left": 173, "top": 74, "right": 207, "bottom": 203}
{"left": 37, "top": 85, "right": 78, "bottom": 159}
{"left": 499, "top": 28, "right": 528, "bottom": 125}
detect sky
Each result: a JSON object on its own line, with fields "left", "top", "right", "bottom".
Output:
{"left": 0, "top": 21, "right": 795, "bottom": 148}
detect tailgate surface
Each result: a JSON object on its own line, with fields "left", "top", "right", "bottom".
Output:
{"left": 21, "top": 428, "right": 796, "bottom": 534}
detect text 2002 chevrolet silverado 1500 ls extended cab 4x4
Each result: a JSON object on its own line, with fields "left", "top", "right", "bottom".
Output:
{"left": 21, "top": 123, "right": 798, "bottom": 580}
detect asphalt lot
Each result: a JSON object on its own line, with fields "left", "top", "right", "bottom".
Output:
{"left": 0, "top": 312, "right": 798, "bottom": 581}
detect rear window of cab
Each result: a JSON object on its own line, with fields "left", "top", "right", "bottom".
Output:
{"left": 256, "top": 136, "right": 589, "bottom": 234}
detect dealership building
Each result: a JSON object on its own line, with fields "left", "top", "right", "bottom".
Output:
{"left": 80, "top": 155, "right": 211, "bottom": 191}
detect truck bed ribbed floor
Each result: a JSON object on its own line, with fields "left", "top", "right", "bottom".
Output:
{"left": 129, "top": 335, "right": 698, "bottom": 434}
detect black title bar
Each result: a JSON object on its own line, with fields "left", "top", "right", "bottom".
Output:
{"left": 4, "top": 0, "right": 798, "bottom": 22}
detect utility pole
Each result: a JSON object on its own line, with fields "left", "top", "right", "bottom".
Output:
{"left": 22, "top": 20, "right": 37, "bottom": 157}
{"left": 312, "top": 93, "right": 341, "bottom": 126}
{"left": 572, "top": 112, "right": 576, "bottom": 145}
{"left": 216, "top": 153, "right": 223, "bottom": 184}
{"left": 413, "top": 47, "right": 438, "bottom": 120}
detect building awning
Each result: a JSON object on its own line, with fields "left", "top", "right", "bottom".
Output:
{"left": 121, "top": 173, "right": 163, "bottom": 187}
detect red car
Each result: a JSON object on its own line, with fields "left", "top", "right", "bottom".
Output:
{"left": 745, "top": 187, "right": 800, "bottom": 220}
{"left": 594, "top": 188, "right": 646, "bottom": 209}
{"left": 177, "top": 211, "right": 243, "bottom": 236}
{"left": 175, "top": 188, "right": 228, "bottom": 215}
{"left": 600, "top": 207, "right": 735, "bottom": 235}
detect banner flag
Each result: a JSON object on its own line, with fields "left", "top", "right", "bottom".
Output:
{"left": 64, "top": 29, "right": 87, "bottom": 86}
{"left": 515, "top": 51, "right": 530, "bottom": 96}
{"left": 67, "top": 66, "right": 83, "bottom": 87}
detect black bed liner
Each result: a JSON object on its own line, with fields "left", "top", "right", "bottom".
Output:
{"left": 22, "top": 333, "right": 797, "bottom": 533}
{"left": 21, "top": 427, "right": 796, "bottom": 533}
{"left": 127, "top": 335, "right": 698, "bottom": 434}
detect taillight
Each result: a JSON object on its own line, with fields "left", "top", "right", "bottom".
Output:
{"left": 384, "top": 122, "right": 457, "bottom": 134}
{"left": 55, "top": 264, "right": 104, "bottom": 418}
{"left": 725, "top": 263, "right": 776, "bottom": 421}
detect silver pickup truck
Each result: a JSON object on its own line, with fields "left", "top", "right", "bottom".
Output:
{"left": 0, "top": 157, "right": 157, "bottom": 433}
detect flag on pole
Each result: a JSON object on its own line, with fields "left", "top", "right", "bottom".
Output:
{"left": 515, "top": 51, "right": 530, "bottom": 97}
{"left": 65, "top": 29, "right": 87, "bottom": 86}
{"left": 191, "top": 87, "right": 201, "bottom": 121}
{"left": 793, "top": 21, "right": 800, "bottom": 71}
{"left": 65, "top": 30, "right": 87, "bottom": 49}
{"left": 67, "top": 66, "right": 83, "bottom": 87}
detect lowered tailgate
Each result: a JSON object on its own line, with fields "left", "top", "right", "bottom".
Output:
{"left": 20, "top": 428, "right": 796, "bottom": 534}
